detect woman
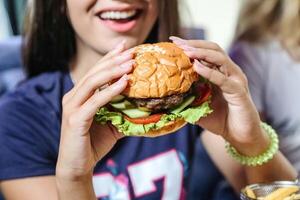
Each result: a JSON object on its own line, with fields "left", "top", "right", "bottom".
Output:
{"left": 0, "top": 0, "right": 296, "bottom": 199}
{"left": 230, "top": 0, "right": 300, "bottom": 171}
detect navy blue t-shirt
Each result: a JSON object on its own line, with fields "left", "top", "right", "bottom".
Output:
{"left": 0, "top": 71, "right": 201, "bottom": 199}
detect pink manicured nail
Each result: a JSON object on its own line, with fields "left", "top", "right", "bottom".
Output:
{"left": 169, "top": 36, "right": 186, "bottom": 44}
{"left": 180, "top": 44, "right": 195, "bottom": 51}
{"left": 194, "top": 59, "right": 203, "bottom": 69}
{"left": 119, "top": 74, "right": 129, "bottom": 82}
{"left": 119, "top": 53, "right": 133, "bottom": 60}
{"left": 113, "top": 75, "right": 129, "bottom": 89}
{"left": 113, "top": 40, "right": 126, "bottom": 51}
{"left": 120, "top": 60, "right": 135, "bottom": 69}
{"left": 122, "top": 48, "right": 135, "bottom": 56}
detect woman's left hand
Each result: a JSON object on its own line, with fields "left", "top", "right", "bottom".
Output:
{"left": 170, "top": 36, "right": 269, "bottom": 156}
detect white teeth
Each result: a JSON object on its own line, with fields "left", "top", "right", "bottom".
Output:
{"left": 100, "top": 10, "right": 137, "bottom": 20}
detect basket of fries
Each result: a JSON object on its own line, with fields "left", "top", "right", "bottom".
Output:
{"left": 241, "top": 181, "right": 300, "bottom": 200}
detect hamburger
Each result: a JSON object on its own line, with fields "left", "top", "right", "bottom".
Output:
{"left": 95, "top": 42, "right": 213, "bottom": 137}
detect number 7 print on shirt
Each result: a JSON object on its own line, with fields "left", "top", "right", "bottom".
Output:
{"left": 93, "top": 149, "right": 185, "bottom": 200}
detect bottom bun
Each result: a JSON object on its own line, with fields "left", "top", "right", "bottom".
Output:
{"left": 141, "top": 119, "right": 187, "bottom": 138}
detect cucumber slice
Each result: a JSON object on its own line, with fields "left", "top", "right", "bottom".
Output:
{"left": 110, "top": 95, "right": 125, "bottom": 103}
{"left": 122, "top": 108, "right": 151, "bottom": 118}
{"left": 171, "top": 96, "right": 195, "bottom": 114}
{"left": 110, "top": 100, "right": 134, "bottom": 110}
{"left": 138, "top": 106, "right": 151, "bottom": 112}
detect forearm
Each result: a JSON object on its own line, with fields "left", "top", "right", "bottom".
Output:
{"left": 56, "top": 172, "right": 97, "bottom": 200}
{"left": 228, "top": 127, "right": 297, "bottom": 184}
{"left": 244, "top": 152, "right": 297, "bottom": 184}
{"left": 203, "top": 130, "right": 297, "bottom": 193}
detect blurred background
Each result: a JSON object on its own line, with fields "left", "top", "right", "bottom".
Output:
{"left": 180, "top": 0, "right": 242, "bottom": 49}
{"left": 0, "top": 0, "right": 26, "bottom": 96}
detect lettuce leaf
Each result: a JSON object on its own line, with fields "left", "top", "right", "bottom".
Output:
{"left": 180, "top": 101, "right": 212, "bottom": 124}
{"left": 95, "top": 102, "right": 213, "bottom": 136}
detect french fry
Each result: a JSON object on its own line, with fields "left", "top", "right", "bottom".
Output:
{"left": 283, "top": 194, "right": 294, "bottom": 200}
{"left": 283, "top": 193, "right": 300, "bottom": 200}
{"left": 264, "top": 186, "right": 299, "bottom": 200}
{"left": 293, "top": 194, "right": 300, "bottom": 199}
{"left": 292, "top": 194, "right": 300, "bottom": 199}
{"left": 245, "top": 187, "right": 256, "bottom": 199}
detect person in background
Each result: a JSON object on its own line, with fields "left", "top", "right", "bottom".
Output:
{"left": 230, "top": 0, "right": 300, "bottom": 172}
{"left": 0, "top": 0, "right": 297, "bottom": 199}
{"left": 199, "top": 0, "right": 300, "bottom": 198}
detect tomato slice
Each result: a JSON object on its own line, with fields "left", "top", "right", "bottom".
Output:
{"left": 124, "top": 113, "right": 163, "bottom": 124}
{"left": 191, "top": 84, "right": 212, "bottom": 106}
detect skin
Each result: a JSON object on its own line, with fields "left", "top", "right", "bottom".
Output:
{"left": 0, "top": 0, "right": 297, "bottom": 199}
{"left": 68, "top": 0, "right": 158, "bottom": 81}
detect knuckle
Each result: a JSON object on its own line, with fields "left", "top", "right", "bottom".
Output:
{"left": 242, "top": 73, "right": 248, "bottom": 85}
{"left": 86, "top": 75, "right": 98, "bottom": 88}
{"left": 67, "top": 113, "right": 80, "bottom": 126}
{"left": 89, "top": 94, "right": 99, "bottom": 107}
{"left": 62, "top": 106, "right": 74, "bottom": 119}
{"left": 103, "top": 69, "right": 115, "bottom": 81}
{"left": 207, "top": 68, "right": 214, "bottom": 81}
{"left": 239, "top": 85, "right": 249, "bottom": 97}
{"left": 110, "top": 56, "right": 119, "bottom": 65}
{"left": 219, "top": 53, "right": 227, "bottom": 63}
{"left": 104, "top": 86, "right": 116, "bottom": 98}
{"left": 62, "top": 93, "right": 71, "bottom": 105}
{"left": 219, "top": 75, "right": 228, "bottom": 87}
{"left": 85, "top": 74, "right": 104, "bottom": 90}
{"left": 212, "top": 42, "right": 220, "bottom": 49}
{"left": 109, "top": 67, "right": 119, "bottom": 76}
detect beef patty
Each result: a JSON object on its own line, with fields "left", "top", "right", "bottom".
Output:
{"left": 130, "top": 90, "right": 191, "bottom": 112}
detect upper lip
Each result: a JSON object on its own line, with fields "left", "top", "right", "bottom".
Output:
{"left": 95, "top": 5, "right": 144, "bottom": 16}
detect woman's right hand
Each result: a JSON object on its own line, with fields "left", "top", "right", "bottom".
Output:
{"left": 56, "top": 42, "right": 134, "bottom": 180}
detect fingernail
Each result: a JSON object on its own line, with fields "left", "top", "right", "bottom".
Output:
{"left": 120, "top": 53, "right": 133, "bottom": 60}
{"left": 183, "top": 50, "right": 195, "bottom": 58}
{"left": 119, "top": 74, "right": 129, "bottom": 82}
{"left": 180, "top": 44, "right": 195, "bottom": 51}
{"left": 120, "top": 60, "right": 135, "bottom": 69}
{"left": 113, "top": 40, "right": 126, "bottom": 51}
{"left": 122, "top": 48, "right": 135, "bottom": 56}
{"left": 170, "top": 36, "right": 186, "bottom": 44}
{"left": 113, "top": 75, "right": 129, "bottom": 90}
{"left": 194, "top": 59, "right": 203, "bottom": 69}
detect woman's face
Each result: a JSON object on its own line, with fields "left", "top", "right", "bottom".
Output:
{"left": 67, "top": 0, "right": 159, "bottom": 55}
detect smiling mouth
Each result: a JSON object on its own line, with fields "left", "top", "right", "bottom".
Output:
{"left": 98, "top": 9, "right": 142, "bottom": 22}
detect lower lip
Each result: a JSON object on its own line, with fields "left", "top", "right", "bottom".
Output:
{"left": 100, "top": 17, "right": 138, "bottom": 33}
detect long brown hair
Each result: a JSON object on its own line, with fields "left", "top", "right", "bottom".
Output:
{"left": 23, "top": 0, "right": 180, "bottom": 78}
{"left": 235, "top": 0, "right": 300, "bottom": 58}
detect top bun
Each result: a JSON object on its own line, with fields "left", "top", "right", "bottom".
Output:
{"left": 123, "top": 42, "right": 199, "bottom": 98}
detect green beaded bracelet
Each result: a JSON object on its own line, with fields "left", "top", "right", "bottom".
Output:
{"left": 225, "top": 122, "right": 279, "bottom": 167}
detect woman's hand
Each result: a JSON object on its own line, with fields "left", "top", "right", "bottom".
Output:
{"left": 170, "top": 36, "right": 269, "bottom": 156}
{"left": 56, "top": 42, "right": 134, "bottom": 180}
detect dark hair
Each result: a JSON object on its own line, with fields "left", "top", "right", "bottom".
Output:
{"left": 23, "top": 0, "right": 180, "bottom": 78}
{"left": 23, "top": 1, "right": 75, "bottom": 77}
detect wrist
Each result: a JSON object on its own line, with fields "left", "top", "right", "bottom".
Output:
{"left": 56, "top": 169, "right": 96, "bottom": 200}
{"left": 56, "top": 162, "right": 94, "bottom": 182}
{"left": 226, "top": 122, "right": 279, "bottom": 167}
{"left": 227, "top": 125, "right": 270, "bottom": 157}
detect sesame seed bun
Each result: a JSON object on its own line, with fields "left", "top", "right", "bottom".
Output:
{"left": 122, "top": 42, "right": 199, "bottom": 98}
